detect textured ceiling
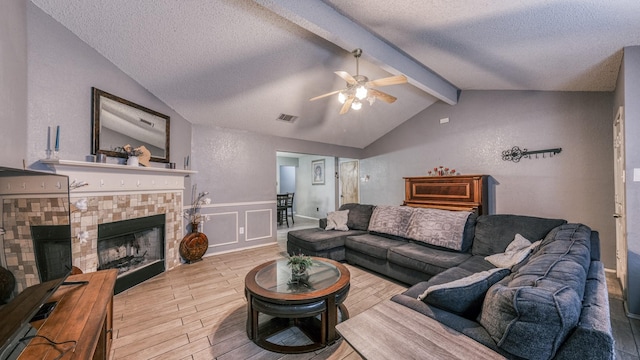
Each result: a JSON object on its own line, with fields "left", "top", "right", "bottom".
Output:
{"left": 30, "top": 0, "right": 640, "bottom": 148}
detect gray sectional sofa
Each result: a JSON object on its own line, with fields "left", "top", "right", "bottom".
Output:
{"left": 286, "top": 203, "right": 614, "bottom": 360}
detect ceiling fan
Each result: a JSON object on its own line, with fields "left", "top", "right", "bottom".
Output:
{"left": 310, "top": 48, "right": 408, "bottom": 115}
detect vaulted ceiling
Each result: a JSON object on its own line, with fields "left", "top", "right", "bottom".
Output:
{"left": 30, "top": 0, "right": 640, "bottom": 148}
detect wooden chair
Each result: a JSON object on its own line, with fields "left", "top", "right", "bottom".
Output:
{"left": 277, "top": 194, "right": 289, "bottom": 227}
{"left": 286, "top": 192, "right": 295, "bottom": 225}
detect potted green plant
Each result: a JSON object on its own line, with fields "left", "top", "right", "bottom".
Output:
{"left": 287, "top": 254, "right": 314, "bottom": 280}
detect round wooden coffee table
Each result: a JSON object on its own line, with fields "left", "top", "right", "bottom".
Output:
{"left": 244, "top": 257, "right": 350, "bottom": 354}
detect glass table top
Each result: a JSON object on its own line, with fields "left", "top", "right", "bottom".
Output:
{"left": 255, "top": 259, "right": 341, "bottom": 294}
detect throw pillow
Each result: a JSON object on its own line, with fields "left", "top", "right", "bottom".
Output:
{"left": 406, "top": 208, "right": 472, "bottom": 251}
{"left": 367, "top": 205, "right": 414, "bottom": 237}
{"left": 484, "top": 234, "right": 541, "bottom": 268}
{"left": 338, "top": 203, "right": 375, "bottom": 230}
{"left": 325, "top": 210, "right": 349, "bottom": 231}
{"left": 417, "top": 268, "right": 510, "bottom": 317}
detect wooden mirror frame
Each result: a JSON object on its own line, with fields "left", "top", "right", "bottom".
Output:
{"left": 92, "top": 87, "right": 170, "bottom": 163}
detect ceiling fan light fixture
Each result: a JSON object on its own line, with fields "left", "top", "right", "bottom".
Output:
{"left": 355, "top": 85, "right": 368, "bottom": 100}
{"left": 309, "top": 48, "right": 408, "bottom": 114}
{"left": 338, "top": 91, "right": 347, "bottom": 104}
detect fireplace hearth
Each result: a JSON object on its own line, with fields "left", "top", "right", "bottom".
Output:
{"left": 98, "top": 214, "right": 165, "bottom": 293}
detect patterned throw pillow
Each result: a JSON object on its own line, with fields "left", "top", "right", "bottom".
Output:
{"left": 367, "top": 205, "right": 414, "bottom": 237}
{"left": 325, "top": 210, "right": 349, "bottom": 231}
{"left": 406, "top": 208, "right": 472, "bottom": 251}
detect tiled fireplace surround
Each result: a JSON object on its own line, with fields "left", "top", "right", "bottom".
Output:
{"left": 72, "top": 191, "right": 181, "bottom": 274}
{"left": 43, "top": 160, "right": 194, "bottom": 282}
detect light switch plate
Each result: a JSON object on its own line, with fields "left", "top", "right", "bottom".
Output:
{"left": 634, "top": 168, "right": 640, "bottom": 182}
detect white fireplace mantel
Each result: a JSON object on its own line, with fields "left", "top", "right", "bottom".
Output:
{"left": 40, "top": 159, "right": 196, "bottom": 194}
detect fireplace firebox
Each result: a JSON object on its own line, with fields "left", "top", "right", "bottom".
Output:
{"left": 31, "top": 225, "right": 72, "bottom": 282}
{"left": 97, "top": 214, "right": 165, "bottom": 293}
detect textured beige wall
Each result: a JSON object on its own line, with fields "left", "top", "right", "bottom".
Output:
{"left": 0, "top": 0, "right": 28, "bottom": 168}
{"left": 362, "top": 90, "right": 615, "bottom": 267}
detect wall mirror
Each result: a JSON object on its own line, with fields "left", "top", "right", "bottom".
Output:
{"left": 92, "top": 87, "right": 170, "bottom": 163}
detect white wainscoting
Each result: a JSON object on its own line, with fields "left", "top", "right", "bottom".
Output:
{"left": 245, "top": 209, "right": 273, "bottom": 242}
{"left": 195, "top": 200, "right": 276, "bottom": 256}
{"left": 204, "top": 212, "right": 239, "bottom": 248}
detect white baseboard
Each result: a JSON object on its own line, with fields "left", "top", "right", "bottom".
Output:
{"left": 294, "top": 214, "right": 320, "bottom": 221}
{"left": 202, "top": 241, "right": 277, "bottom": 258}
{"left": 624, "top": 302, "right": 640, "bottom": 320}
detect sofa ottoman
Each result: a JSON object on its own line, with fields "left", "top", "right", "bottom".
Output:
{"left": 286, "top": 204, "right": 375, "bottom": 261}
{"left": 287, "top": 228, "right": 367, "bottom": 261}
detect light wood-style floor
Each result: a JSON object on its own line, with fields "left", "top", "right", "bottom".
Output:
{"left": 112, "top": 216, "right": 640, "bottom": 360}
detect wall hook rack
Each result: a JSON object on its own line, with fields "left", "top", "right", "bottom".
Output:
{"left": 502, "top": 146, "right": 562, "bottom": 163}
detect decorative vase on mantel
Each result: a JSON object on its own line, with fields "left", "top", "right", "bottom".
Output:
{"left": 179, "top": 222, "right": 209, "bottom": 264}
{"left": 127, "top": 156, "right": 139, "bottom": 167}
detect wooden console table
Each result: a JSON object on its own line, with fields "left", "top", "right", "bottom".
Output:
{"left": 336, "top": 300, "right": 506, "bottom": 360}
{"left": 19, "top": 269, "right": 117, "bottom": 360}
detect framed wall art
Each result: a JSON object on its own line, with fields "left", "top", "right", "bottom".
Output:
{"left": 312, "top": 159, "right": 325, "bottom": 185}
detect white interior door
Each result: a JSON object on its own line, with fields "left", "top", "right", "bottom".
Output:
{"left": 613, "top": 106, "right": 627, "bottom": 295}
{"left": 339, "top": 160, "right": 359, "bottom": 206}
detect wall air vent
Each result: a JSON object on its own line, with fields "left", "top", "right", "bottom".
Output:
{"left": 276, "top": 113, "right": 298, "bottom": 123}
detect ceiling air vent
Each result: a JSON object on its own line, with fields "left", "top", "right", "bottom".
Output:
{"left": 276, "top": 113, "right": 298, "bottom": 123}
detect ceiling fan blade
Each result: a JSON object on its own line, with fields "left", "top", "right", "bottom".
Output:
{"left": 335, "top": 71, "right": 357, "bottom": 85}
{"left": 366, "top": 74, "right": 408, "bottom": 87}
{"left": 309, "top": 89, "right": 342, "bottom": 101}
{"left": 369, "top": 89, "right": 397, "bottom": 104}
{"left": 339, "top": 97, "right": 354, "bottom": 115}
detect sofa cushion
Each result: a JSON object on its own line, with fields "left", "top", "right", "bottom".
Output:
{"left": 418, "top": 268, "right": 510, "bottom": 318}
{"left": 367, "top": 205, "right": 414, "bottom": 237}
{"left": 345, "top": 233, "right": 407, "bottom": 260}
{"left": 457, "top": 255, "right": 496, "bottom": 274}
{"left": 553, "top": 261, "right": 614, "bottom": 360}
{"left": 484, "top": 234, "right": 541, "bottom": 268}
{"left": 325, "top": 210, "right": 349, "bottom": 231}
{"left": 471, "top": 214, "right": 566, "bottom": 256}
{"left": 338, "top": 203, "right": 375, "bottom": 231}
{"left": 478, "top": 223, "right": 591, "bottom": 360}
{"left": 516, "top": 224, "right": 591, "bottom": 294}
{"left": 387, "top": 243, "right": 471, "bottom": 276}
{"left": 462, "top": 212, "right": 478, "bottom": 252}
{"left": 406, "top": 208, "right": 472, "bottom": 251}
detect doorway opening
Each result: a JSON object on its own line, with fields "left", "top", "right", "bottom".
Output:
{"left": 276, "top": 152, "right": 359, "bottom": 223}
